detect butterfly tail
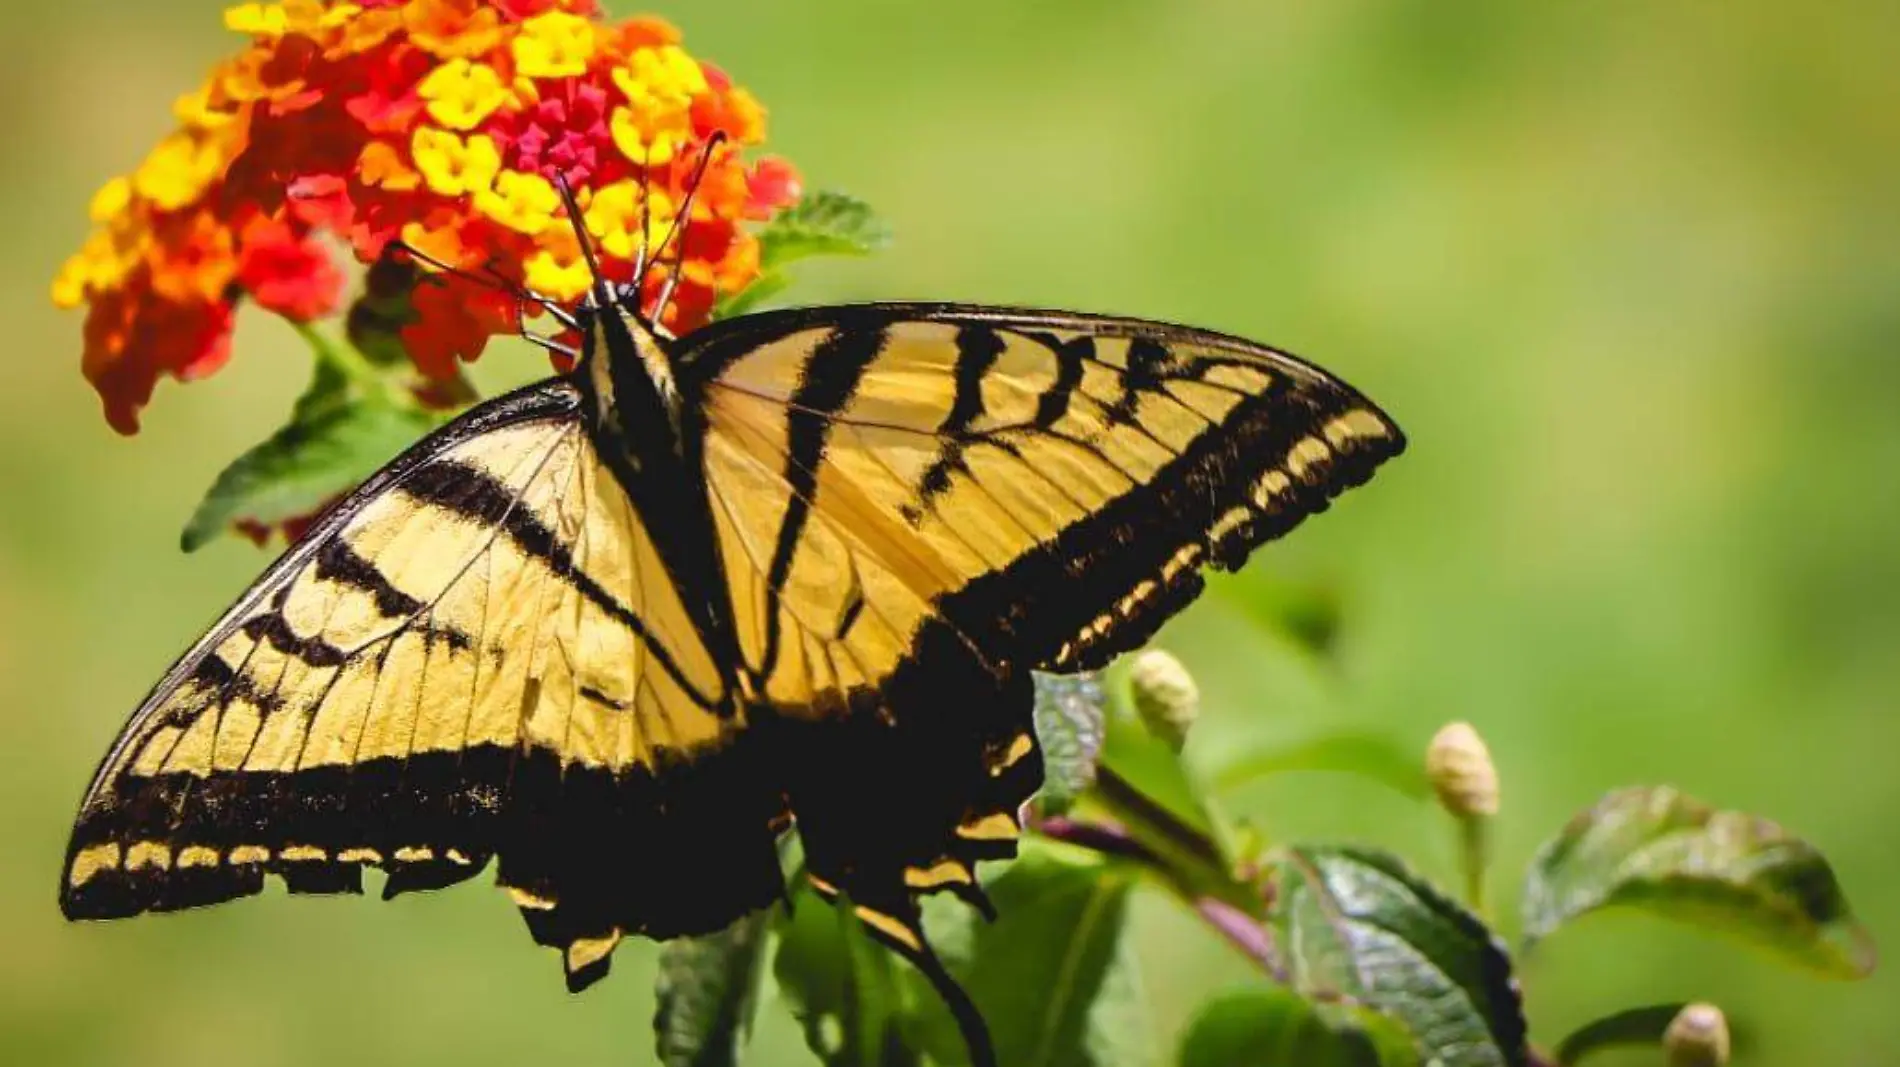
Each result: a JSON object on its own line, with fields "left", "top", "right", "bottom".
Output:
{"left": 808, "top": 875, "right": 998, "bottom": 1067}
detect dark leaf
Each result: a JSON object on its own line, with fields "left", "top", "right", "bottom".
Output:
{"left": 1520, "top": 786, "right": 1877, "bottom": 979}
{"left": 1270, "top": 846, "right": 1528, "bottom": 1067}
{"left": 918, "top": 846, "right": 1156, "bottom": 1067}
{"left": 1031, "top": 671, "right": 1108, "bottom": 814}
{"left": 1178, "top": 988, "right": 1420, "bottom": 1067}
{"left": 1552, "top": 1004, "right": 1710, "bottom": 1066}
{"left": 653, "top": 909, "right": 774, "bottom": 1067}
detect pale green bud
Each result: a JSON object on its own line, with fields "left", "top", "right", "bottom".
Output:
{"left": 1426, "top": 721, "right": 1500, "bottom": 819}
{"left": 1664, "top": 1003, "right": 1730, "bottom": 1067}
{"left": 1129, "top": 649, "right": 1198, "bottom": 750}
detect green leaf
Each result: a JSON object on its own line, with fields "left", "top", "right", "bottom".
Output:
{"left": 1212, "top": 730, "right": 1431, "bottom": 802}
{"left": 714, "top": 190, "right": 890, "bottom": 321}
{"left": 772, "top": 886, "right": 923, "bottom": 1067}
{"left": 1551, "top": 1004, "right": 1694, "bottom": 1066}
{"left": 1031, "top": 671, "right": 1108, "bottom": 814}
{"left": 1270, "top": 846, "right": 1529, "bottom": 1067}
{"left": 1178, "top": 988, "right": 1420, "bottom": 1067}
{"left": 772, "top": 846, "right": 1153, "bottom": 1067}
{"left": 180, "top": 331, "right": 444, "bottom": 551}
{"left": 1520, "top": 785, "right": 1877, "bottom": 979}
{"left": 1098, "top": 696, "right": 1223, "bottom": 847}
{"left": 920, "top": 846, "right": 1156, "bottom": 1067}
{"left": 756, "top": 190, "right": 891, "bottom": 270}
{"left": 653, "top": 910, "right": 775, "bottom": 1067}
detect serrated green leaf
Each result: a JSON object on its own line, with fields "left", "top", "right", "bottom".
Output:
{"left": 1550, "top": 1004, "right": 1692, "bottom": 1066}
{"left": 756, "top": 190, "right": 891, "bottom": 271}
{"left": 181, "top": 328, "right": 446, "bottom": 552}
{"left": 1212, "top": 730, "right": 1432, "bottom": 802}
{"left": 653, "top": 909, "right": 774, "bottom": 1067}
{"left": 180, "top": 391, "right": 439, "bottom": 552}
{"left": 772, "top": 887, "right": 923, "bottom": 1067}
{"left": 715, "top": 191, "right": 890, "bottom": 321}
{"left": 1178, "top": 988, "right": 1420, "bottom": 1067}
{"left": 1520, "top": 785, "right": 1877, "bottom": 979}
{"left": 1271, "top": 846, "right": 1528, "bottom": 1067}
{"left": 1031, "top": 671, "right": 1107, "bottom": 814}
{"left": 915, "top": 846, "right": 1155, "bottom": 1067}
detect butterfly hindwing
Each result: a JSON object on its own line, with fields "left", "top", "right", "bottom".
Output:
{"left": 61, "top": 379, "right": 786, "bottom": 989}
{"left": 682, "top": 302, "right": 1403, "bottom": 946}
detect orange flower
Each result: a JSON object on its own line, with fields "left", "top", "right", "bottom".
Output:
{"left": 54, "top": 0, "right": 803, "bottom": 434}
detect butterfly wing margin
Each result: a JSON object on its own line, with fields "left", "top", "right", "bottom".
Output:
{"left": 60, "top": 378, "right": 781, "bottom": 987}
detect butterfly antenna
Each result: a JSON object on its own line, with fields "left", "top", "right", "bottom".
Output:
{"left": 553, "top": 174, "right": 610, "bottom": 309}
{"left": 651, "top": 131, "right": 729, "bottom": 327}
{"left": 632, "top": 144, "right": 654, "bottom": 309}
{"left": 388, "top": 240, "right": 579, "bottom": 332}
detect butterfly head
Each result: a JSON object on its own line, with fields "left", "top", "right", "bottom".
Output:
{"left": 550, "top": 134, "right": 727, "bottom": 430}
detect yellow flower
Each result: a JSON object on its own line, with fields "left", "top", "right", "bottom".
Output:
{"left": 475, "top": 169, "right": 560, "bottom": 236}
{"left": 418, "top": 59, "right": 508, "bottom": 131}
{"left": 610, "top": 105, "right": 689, "bottom": 167}
{"left": 513, "top": 10, "right": 596, "bottom": 79}
{"left": 524, "top": 247, "right": 591, "bottom": 302}
{"left": 132, "top": 132, "right": 229, "bottom": 212}
{"left": 223, "top": 2, "right": 288, "bottom": 37}
{"left": 411, "top": 127, "right": 501, "bottom": 197}
{"left": 88, "top": 177, "right": 134, "bottom": 224}
{"left": 584, "top": 180, "right": 674, "bottom": 262}
{"left": 612, "top": 45, "right": 706, "bottom": 113}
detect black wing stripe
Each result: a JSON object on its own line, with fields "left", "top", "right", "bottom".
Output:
{"left": 313, "top": 538, "right": 427, "bottom": 619}
{"left": 1024, "top": 331, "right": 1090, "bottom": 429}
{"left": 395, "top": 457, "right": 717, "bottom": 711}
{"left": 912, "top": 325, "right": 1004, "bottom": 513}
{"left": 756, "top": 320, "right": 892, "bottom": 674}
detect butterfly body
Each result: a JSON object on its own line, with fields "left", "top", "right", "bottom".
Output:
{"left": 61, "top": 286, "right": 1405, "bottom": 1032}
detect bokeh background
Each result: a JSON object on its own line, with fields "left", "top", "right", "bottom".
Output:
{"left": 2, "top": 2, "right": 1896, "bottom": 1064}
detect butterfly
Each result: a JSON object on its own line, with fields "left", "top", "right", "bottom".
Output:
{"left": 58, "top": 153, "right": 1404, "bottom": 1063}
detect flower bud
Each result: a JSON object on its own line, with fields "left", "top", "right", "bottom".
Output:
{"left": 1129, "top": 649, "right": 1199, "bottom": 750}
{"left": 1664, "top": 1003, "right": 1730, "bottom": 1067}
{"left": 1426, "top": 721, "right": 1499, "bottom": 819}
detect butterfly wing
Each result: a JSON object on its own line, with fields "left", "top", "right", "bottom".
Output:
{"left": 682, "top": 302, "right": 1404, "bottom": 941}
{"left": 60, "top": 379, "right": 785, "bottom": 990}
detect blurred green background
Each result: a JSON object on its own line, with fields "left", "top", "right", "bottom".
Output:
{"left": 2, "top": 2, "right": 1896, "bottom": 1064}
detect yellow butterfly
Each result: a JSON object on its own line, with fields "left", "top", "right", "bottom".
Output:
{"left": 59, "top": 168, "right": 1403, "bottom": 1061}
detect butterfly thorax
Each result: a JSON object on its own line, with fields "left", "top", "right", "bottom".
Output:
{"left": 586, "top": 306, "right": 685, "bottom": 458}
{"left": 579, "top": 300, "right": 752, "bottom": 712}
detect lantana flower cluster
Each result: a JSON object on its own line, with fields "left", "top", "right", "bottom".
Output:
{"left": 52, "top": 0, "right": 801, "bottom": 434}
